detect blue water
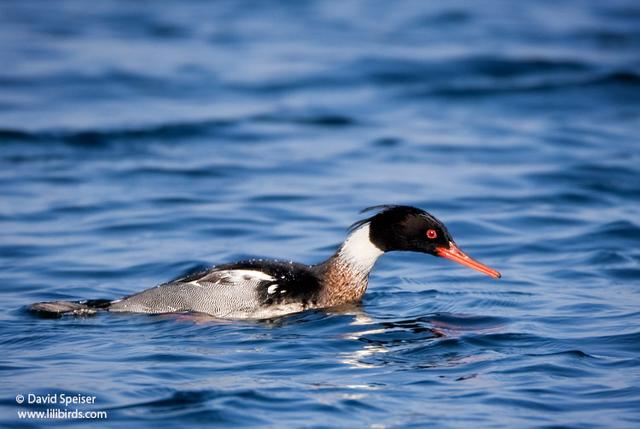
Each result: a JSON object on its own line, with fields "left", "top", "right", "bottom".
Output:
{"left": 1, "top": 1, "right": 639, "bottom": 427}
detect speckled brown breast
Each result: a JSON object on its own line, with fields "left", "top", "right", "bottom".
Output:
{"left": 316, "top": 256, "right": 370, "bottom": 308}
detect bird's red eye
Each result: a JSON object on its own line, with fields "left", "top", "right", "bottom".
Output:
{"left": 426, "top": 229, "right": 438, "bottom": 239}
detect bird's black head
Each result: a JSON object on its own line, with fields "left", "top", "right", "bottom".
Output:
{"left": 353, "top": 205, "right": 501, "bottom": 278}
{"left": 355, "top": 205, "right": 452, "bottom": 254}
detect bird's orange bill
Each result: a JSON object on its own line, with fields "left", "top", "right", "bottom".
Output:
{"left": 436, "top": 242, "right": 501, "bottom": 279}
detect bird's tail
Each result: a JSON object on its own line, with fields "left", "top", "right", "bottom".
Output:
{"left": 27, "top": 299, "right": 112, "bottom": 318}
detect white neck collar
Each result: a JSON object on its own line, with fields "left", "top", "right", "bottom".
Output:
{"left": 337, "top": 223, "right": 384, "bottom": 274}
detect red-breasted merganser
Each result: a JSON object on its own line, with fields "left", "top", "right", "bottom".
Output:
{"left": 29, "top": 205, "right": 501, "bottom": 319}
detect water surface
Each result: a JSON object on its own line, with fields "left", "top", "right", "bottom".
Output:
{"left": 1, "top": 1, "right": 639, "bottom": 428}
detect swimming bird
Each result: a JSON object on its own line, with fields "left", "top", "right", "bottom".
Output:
{"left": 29, "top": 205, "right": 501, "bottom": 319}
